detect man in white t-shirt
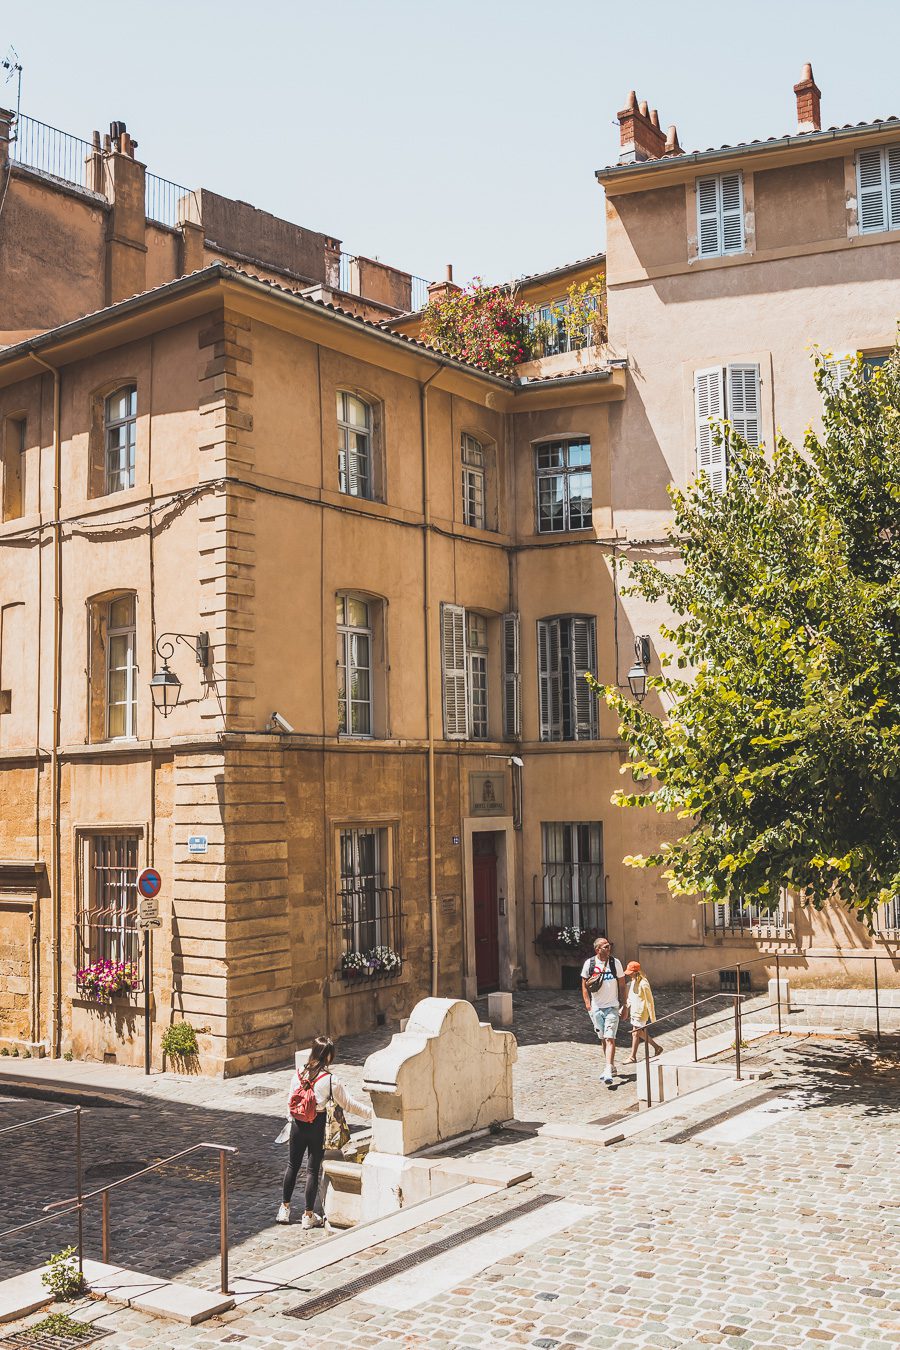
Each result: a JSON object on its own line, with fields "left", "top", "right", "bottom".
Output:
{"left": 581, "top": 936, "right": 627, "bottom": 1087}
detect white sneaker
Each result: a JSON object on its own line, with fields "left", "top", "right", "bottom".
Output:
{"left": 602, "top": 1070, "right": 613, "bottom": 1085}
{"left": 301, "top": 1211, "right": 324, "bottom": 1230}
{"left": 275, "top": 1203, "right": 291, "bottom": 1224}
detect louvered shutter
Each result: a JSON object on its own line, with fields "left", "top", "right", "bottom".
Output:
{"left": 694, "top": 366, "right": 726, "bottom": 493}
{"left": 824, "top": 354, "right": 856, "bottom": 389}
{"left": 571, "top": 617, "right": 598, "bottom": 741}
{"left": 440, "top": 603, "right": 469, "bottom": 739}
{"left": 720, "top": 173, "right": 744, "bottom": 253}
{"left": 713, "top": 902, "right": 730, "bottom": 931}
{"left": 727, "top": 364, "right": 761, "bottom": 449}
{"left": 888, "top": 146, "right": 900, "bottom": 230}
{"left": 857, "top": 148, "right": 887, "bottom": 233}
{"left": 696, "top": 176, "right": 720, "bottom": 257}
{"left": 537, "top": 619, "right": 561, "bottom": 742}
{"left": 501, "top": 612, "right": 521, "bottom": 739}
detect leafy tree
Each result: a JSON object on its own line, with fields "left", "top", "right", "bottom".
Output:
{"left": 597, "top": 349, "right": 900, "bottom": 924}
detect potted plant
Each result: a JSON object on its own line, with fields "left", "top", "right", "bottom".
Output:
{"left": 340, "top": 946, "right": 402, "bottom": 981}
{"left": 75, "top": 959, "right": 139, "bottom": 1005}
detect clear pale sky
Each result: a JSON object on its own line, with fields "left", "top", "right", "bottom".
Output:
{"left": 5, "top": 0, "right": 900, "bottom": 285}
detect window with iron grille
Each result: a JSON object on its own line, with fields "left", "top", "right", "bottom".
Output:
{"left": 705, "top": 893, "right": 792, "bottom": 938}
{"left": 76, "top": 832, "right": 140, "bottom": 967}
{"left": 106, "top": 594, "right": 137, "bottom": 739}
{"left": 336, "top": 594, "right": 373, "bottom": 736}
{"left": 876, "top": 895, "right": 900, "bottom": 934}
{"left": 337, "top": 826, "right": 402, "bottom": 972}
{"left": 461, "top": 433, "right": 486, "bottom": 529}
{"left": 104, "top": 386, "right": 137, "bottom": 495}
{"left": 540, "top": 822, "right": 606, "bottom": 932}
{"left": 535, "top": 439, "right": 592, "bottom": 533}
{"left": 337, "top": 391, "right": 373, "bottom": 499}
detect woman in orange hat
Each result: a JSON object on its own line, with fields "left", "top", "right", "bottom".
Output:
{"left": 623, "top": 961, "right": 663, "bottom": 1062}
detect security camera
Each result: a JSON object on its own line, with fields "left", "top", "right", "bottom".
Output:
{"left": 269, "top": 711, "right": 295, "bottom": 734}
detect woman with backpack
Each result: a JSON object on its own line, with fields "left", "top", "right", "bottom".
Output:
{"left": 276, "top": 1034, "right": 372, "bottom": 1228}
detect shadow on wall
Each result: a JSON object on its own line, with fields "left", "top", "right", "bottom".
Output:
{"left": 607, "top": 377, "right": 676, "bottom": 516}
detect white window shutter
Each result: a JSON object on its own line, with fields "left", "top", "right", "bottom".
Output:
{"left": 537, "top": 619, "right": 561, "bottom": 742}
{"left": 501, "top": 612, "right": 521, "bottom": 739}
{"left": 720, "top": 173, "right": 744, "bottom": 253}
{"left": 727, "top": 364, "right": 761, "bottom": 449}
{"left": 571, "top": 617, "right": 598, "bottom": 741}
{"left": 824, "top": 354, "right": 856, "bottom": 389}
{"left": 713, "top": 902, "right": 730, "bottom": 930}
{"left": 695, "top": 366, "right": 726, "bottom": 493}
{"left": 857, "top": 148, "right": 887, "bottom": 233}
{"left": 888, "top": 146, "right": 900, "bottom": 231}
{"left": 440, "top": 603, "right": 469, "bottom": 739}
{"left": 696, "top": 176, "right": 720, "bottom": 257}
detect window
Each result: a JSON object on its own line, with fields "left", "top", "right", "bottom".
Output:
{"left": 1, "top": 417, "right": 25, "bottom": 521}
{"left": 337, "top": 391, "right": 373, "bottom": 499}
{"left": 694, "top": 364, "right": 761, "bottom": 493}
{"left": 876, "top": 896, "right": 900, "bottom": 934}
{"left": 77, "top": 833, "right": 140, "bottom": 968}
{"left": 461, "top": 434, "right": 486, "bottom": 529}
{"left": 106, "top": 595, "right": 137, "bottom": 739}
{"left": 502, "top": 612, "right": 521, "bottom": 739}
{"left": 530, "top": 297, "right": 599, "bottom": 358}
{"left": 104, "top": 387, "right": 137, "bottom": 495}
{"left": 696, "top": 172, "right": 745, "bottom": 258}
{"left": 537, "top": 616, "right": 597, "bottom": 742}
{"left": 706, "top": 894, "right": 792, "bottom": 938}
{"left": 541, "top": 822, "right": 606, "bottom": 932}
{"left": 441, "top": 605, "right": 517, "bottom": 741}
{"left": 856, "top": 146, "right": 900, "bottom": 234}
{"left": 337, "top": 826, "right": 401, "bottom": 967}
{"left": 535, "top": 439, "right": 592, "bottom": 533}
{"left": 467, "top": 612, "right": 488, "bottom": 739}
{"left": 336, "top": 594, "right": 372, "bottom": 736}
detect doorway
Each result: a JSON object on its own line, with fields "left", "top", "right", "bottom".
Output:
{"left": 472, "top": 832, "right": 499, "bottom": 993}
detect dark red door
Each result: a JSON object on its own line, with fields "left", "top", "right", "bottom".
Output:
{"left": 473, "top": 840, "right": 499, "bottom": 993}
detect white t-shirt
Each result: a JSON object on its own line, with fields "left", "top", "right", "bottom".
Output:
{"left": 581, "top": 955, "right": 625, "bottom": 1010}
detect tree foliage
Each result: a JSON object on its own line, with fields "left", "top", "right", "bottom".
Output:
{"left": 598, "top": 349, "right": 900, "bottom": 923}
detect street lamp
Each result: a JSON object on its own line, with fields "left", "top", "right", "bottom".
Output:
{"left": 627, "top": 635, "right": 651, "bottom": 704}
{"left": 150, "top": 632, "right": 210, "bottom": 717}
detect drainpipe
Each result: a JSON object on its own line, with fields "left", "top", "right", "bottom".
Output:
{"left": 31, "top": 353, "right": 62, "bottom": 1057}
{"left": 420, "top": 366, "right": 442, "bottom": 997}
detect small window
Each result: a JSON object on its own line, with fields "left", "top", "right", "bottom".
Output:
{"left": 105, "top": 595, "right": 137, "bottom": 739}
{"left": 461, "top": 434, "right": 486, "bottom": 529}
{"left": 706, "top": 894, "right": 792, "bottom": 938}
{"left": 1, "top": 417, "right": 25, "bottom": 521}
{"left": 537, "top": 615, "right": 597, "bottom": 742}
{"left": 337, "top": 392, "right": 373, "bottom": 499}
{"left": 337, "top": 826, "right": 401, "bottom": 971}
{"left": 336, "top": 593, "right": 373, "bottom": 736}
{"left": 467, "top": 612, "right": 489, "bottom": 740}
{"left": 104, "top": 387, "right": 137, "bottom": 495}
{"left": 535, "top": 439, "right": 592, "bottom": 534}
{"left": 856, "top": 146, "right": 900, "bottom": 235}
{"left": 77, "top": 832, "right": 141, "bottom": 968}
{"left": 696, "top": 172, "right": 745, "bottom": 258}
{"left": 694, "top": 364, "right": 760, "bottom": 493}
{"left": 540, "top": 822, "right": 606, "bottom": 932}
{"left": 876, "top": 895, "right": 900, "bottom": 934}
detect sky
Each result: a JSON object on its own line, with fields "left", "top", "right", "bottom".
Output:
{"left": 4, "top": 0, "right": 900, "bottom": 286}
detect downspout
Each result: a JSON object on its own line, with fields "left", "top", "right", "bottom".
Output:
{"left": 31, "top": 352, "right": 62, "bottom": 1057}
{"left": 420, "top": 366, "right": 442, "bottom": 997}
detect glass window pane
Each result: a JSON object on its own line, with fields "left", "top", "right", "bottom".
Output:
{"left": 347, "top": 598, "right": 369, "bottom": 628}
{"left": 107, "top": 703, "right": 126, "bottom": 739}
{"left": 536, "top": 443, "right": 565, "bottom": 470}
{"left": 109, "top": 596, "right": 134, "bottom": 630}
{"left": 336, "top": 595, "right": 346, "bottom": 624}
{"left": 566, "top": 441, "right": 591, "bottom": 468}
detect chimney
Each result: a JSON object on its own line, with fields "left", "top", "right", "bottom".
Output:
{"left": 664, "top": 125, "right": 684, "bottom": 157}
{"left": 426, "top": 264, "right": 461, "bottom": 306}
{"left": 617, "top": 91, "right": 667, "bottom": 164}
{"left": 793, "top": 62, "right": 821, "bottom": 134}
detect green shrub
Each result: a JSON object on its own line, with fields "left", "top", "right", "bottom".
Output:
{"left": 41, "top": 1246, "right": 85, "bottom": 1300}
{"left": 63, "top": 1050, "right": 74, "bottom": 1061}
{"left": 34, "top": 1314, "right": 94, "bottom": 1337}
{"left": 11, "top": 1047, "right": 18, "bottom": 1057}
{"left": 161, "top": 1021, "right": 199, "bottom": 1060}
{"left": 0, "top": 1046, "right": 8, "bottom": 1055}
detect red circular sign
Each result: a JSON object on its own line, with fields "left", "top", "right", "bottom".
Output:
{"left": 137, "top": 868, "right": 162, "bottom": 899}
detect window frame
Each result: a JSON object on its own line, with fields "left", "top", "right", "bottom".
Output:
{"left": 336, "top": 593, "right": 374, "bottom": 738}
{"left": 856, "top": 145, "right": 900, "bottom": 235}
{"left": 461, "top": 433, "right": 486, "bottom": 529}
{"left": 534, "top": 438, "right": 593, "bottom": 535}
{"left": 467, "top": 612, "right": 489, "bottom": 740}
{"left": 75, "top": 828, "right": 143, "bottom": 973}
{"left": 1, "top": 415, "right": 26, "bottom": 522}
{"left": 335, "top": 823, "right": 402, "bottom": 972}
{"left": 536, "top": 614, "right": 598, "bottom": 742}
{"left": 103, "top": 385, "right": 137, "bottom": 496}
{"left": 105, "top": 594, "right": 137, "bottom": 741}
{"left": 336, "top": 390, "right": 374, "bottom": 500}
{"left": 696, "top": 172, "right": 745, "bottom": 259}
{"left": 540, "top": 821, "right": 606, "bottom": 933}
{"left": 694, "top": 363, "right": 761, "bottom": 494}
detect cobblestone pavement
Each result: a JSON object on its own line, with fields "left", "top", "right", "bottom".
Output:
{"left": 0, "top": 996, "right": 898, "bottom": 1348}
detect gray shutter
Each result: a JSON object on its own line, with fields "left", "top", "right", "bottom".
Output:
{"left": 502, "top": 612, "right": 521, "bottom": 739}
{"left": 727, "top": 364, "right": 761, "bottom": 448}
{"left": 720, "top": 173, "right": 744, "bottom": 253}
{"left": 857, "top": 148, "right": 887, "bottom": 233}
{"left": 696, "top": 176, "right": 720, "bottom": 257}
{"left": 440, "top": 602, "right": 468, "bottom": 740}
{"left": 537, "top": 618, "right": 561, "bottom": 742}
{"left": 571, "top": 617, "right": 597, "bottom": 740}
{"left": 694, "top": 367, "right": 727, "bottom": 493}
{"left": 888, "top": 146, "right": 900, "bottom": 231}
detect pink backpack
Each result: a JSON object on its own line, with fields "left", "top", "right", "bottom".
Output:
{"left": 289, "top": 1071, "right": 327, "bottom": 1123}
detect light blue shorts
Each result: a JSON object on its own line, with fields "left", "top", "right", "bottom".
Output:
{"left": 590, "top": 1006, "right": 620, "bottom": 1040}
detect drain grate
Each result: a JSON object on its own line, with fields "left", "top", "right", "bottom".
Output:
{"left": 286, "top": 1192, "right": 558, "bottom": 1320}
{"left": 240, "top": 1086, "right": 280, "bottom": 1098}
{"left": 2, "top": 1316, "right": 110, "bottom": 1349}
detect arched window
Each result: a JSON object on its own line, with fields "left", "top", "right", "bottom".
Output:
{"left": 337, "top": 392, "right": 373, "bottom": 499}
{"left": 336, "top": 593, "right": 373, "bottom": 736}
{"left": 104, "top": 386, "right": 137, "bottom": 495}
{"left": 88, "top": 591, "right": 137, "bottom": 741}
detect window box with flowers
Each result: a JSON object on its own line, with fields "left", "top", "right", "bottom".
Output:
{"left": 534, "top": 926, "right": 599, "bottom": 957}
{"left": 340, "top": 946, "right": 402, "bottom": 983}
{"left": 75, "top": 959, "right": 140, "bottom": 1005}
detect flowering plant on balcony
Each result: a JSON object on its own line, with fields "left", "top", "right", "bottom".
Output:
{"left": 341, "top": 946, "right": 402, "bottom": 980}
{"left": 421, "top": 279, "right": 534, "bottom": 376}
{"left": 75, "top": 960, "right": 139, "bottom": 1004}
{"left": 535, "top": 926, "right": 599, "bottom": 954}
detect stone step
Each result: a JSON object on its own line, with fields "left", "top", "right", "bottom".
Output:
{"left": 0, "top": 1268, "right": 53, "bottom": 1324}
{"left": 84, "top": 1262, "right": 234, "bottom": 1324}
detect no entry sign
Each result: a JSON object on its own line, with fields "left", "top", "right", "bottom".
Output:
{"left": 137, "top": 867, "right": 162, "bottom": 900}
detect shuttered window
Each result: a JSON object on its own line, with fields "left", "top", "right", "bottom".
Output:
{"left": 537, "top": 616, "right": 597, "bottom": 742}
{"left": 502, "top": 612, "right": 520, "bottom": 739}
{"left": 440, "top": 603, "right": 468, "bottom": 739}
{"left": 694, "top": 364, "right": 761, "bottom": 494}
{"left": 856, "top": 145, "right": 900, "bottom": 234}
{"left": 696, "top": 173, "right": 745, "bottom": 258}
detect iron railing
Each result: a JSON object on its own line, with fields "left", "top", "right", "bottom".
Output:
{"left": 9, "top": 113, "right": 94, "bottom": 192}
{"left": 536, "top": 859, "right": 607, "bottom": 937}
{"left": 334, "top": 884, "right": 403, "bottom": 978}
{"left": 338, "top": 252, "right": 431, "bottom": 312}
{"left": 0, "top": 1108, "right": 84, "bottom": 1272}
{"left": 145, "top": 171, "right": 199, "bottom": 228}
{"left": 705, "top": 900, "right": 793, "bottom": 940}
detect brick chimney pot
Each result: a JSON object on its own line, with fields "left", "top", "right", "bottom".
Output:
{"left": 793, "top": 61, "right": 821, "bottom": 134}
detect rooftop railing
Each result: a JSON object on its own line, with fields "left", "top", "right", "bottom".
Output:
{"left": 9, "top": 112, "right": 94, "bottom": 192}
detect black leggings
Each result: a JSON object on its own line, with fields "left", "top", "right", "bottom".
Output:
{"left": 282, "top": 1114, "right": 326, "bottom": 1209}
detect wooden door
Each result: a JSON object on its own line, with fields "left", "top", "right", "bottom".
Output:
{"left": 473, "top": 841, "right": 499, "bottom": 993}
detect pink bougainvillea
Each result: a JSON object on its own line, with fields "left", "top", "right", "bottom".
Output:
{"left": 420, "top": 279, "right": 534, "bottom": 377}
{"left": 76, "top": 960, "right": 139, "bottom": 1005}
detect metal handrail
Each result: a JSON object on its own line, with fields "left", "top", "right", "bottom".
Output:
{"left": 44, "top": 1141, "right": 236, "bottom": 1294}
{"left": 0, "top": 1106, "right": 83, "bottom": 1270}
